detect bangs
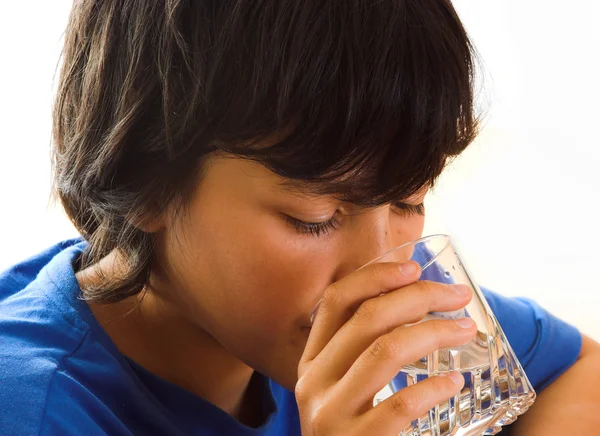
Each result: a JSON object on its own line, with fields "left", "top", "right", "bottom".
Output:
{"left": 53, "top": 0, "right": 480, "bottom": 302}
{"left": 188, "top": 0, "right": 479, "bottom": 206}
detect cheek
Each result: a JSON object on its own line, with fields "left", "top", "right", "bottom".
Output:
{"left": 170, "top": 205, "right": 334, "bottom": 335}
{"left": 391, "top": 212, "right": 426, "bottom": 243}
{"left": 387, "top": 213, "right": 426, "bottom": 260}
{"left": 226, "top": 222, "right": 335, "bottom": 329}
{"left": 412, "top": 214, "right": 426, "bottom": 238}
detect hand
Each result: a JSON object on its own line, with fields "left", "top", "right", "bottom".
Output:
{"left": 295, "top": 261, "right": 477, "bottom": 435}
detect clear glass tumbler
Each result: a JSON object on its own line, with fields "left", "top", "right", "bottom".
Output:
{"left": 366, "top": 234, "right": 536, "bottom": 436}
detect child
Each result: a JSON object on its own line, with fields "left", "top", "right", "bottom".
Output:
{"left": 1, "top": 1, "right": 597, "bottom": 435}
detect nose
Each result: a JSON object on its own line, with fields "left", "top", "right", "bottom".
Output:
{"left": 332, "top": 206, "right": 403, "bottom": 282}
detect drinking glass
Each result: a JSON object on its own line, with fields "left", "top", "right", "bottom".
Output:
{"left": 365, "top": 234, "right": 536, "bottom": 436}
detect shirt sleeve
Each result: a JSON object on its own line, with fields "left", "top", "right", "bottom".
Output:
{"left": 480, "top": 286, "right": 582, "bottom": 393}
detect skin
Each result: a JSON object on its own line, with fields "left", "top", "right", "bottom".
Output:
{"left": 78, "top": 153, "right": 477, "bottom": 430}
{"left": 508, "top": 334, "right": 600, "bottom": 435}
{"left": 83, "top": 156, "right": 478, "bottom": 421}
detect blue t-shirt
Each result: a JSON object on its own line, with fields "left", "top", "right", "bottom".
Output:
{"left": 0, "top": 239, "right": 582, "bottom": 435}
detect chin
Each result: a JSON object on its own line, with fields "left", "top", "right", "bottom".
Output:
{"left": 257, "top": 345, "right": 305, "bottom": 391}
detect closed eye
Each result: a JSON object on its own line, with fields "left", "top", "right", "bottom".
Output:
{"left": 286, "top": 201, "right": 424, "bottom": 238}
{"left": 284, "top": 214, "right": 341, "bottom": 237}
{"left": 392, "top": 201, "right": 425, "bottom": 216}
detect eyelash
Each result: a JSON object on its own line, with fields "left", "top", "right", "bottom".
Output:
{"left": 393, "top": 202, "right": 426, "bottom": 216}
{"left": 286, "top": 215, "right": 342, "bottom": 238}
{"left": 287, "top": 202, "right": 425, "bottom": 238}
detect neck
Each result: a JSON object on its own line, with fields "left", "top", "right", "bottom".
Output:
{"left": 77, "top": 259, "right": 265, "bottom": 426}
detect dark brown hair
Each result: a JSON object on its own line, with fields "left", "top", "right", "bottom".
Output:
{"left": 53, "top": 0, "right": 481, "bottom": 303}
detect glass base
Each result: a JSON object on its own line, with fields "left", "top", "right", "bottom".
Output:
{"left": 374, "top": 313, "right": 536, "bottom": 436}
{"left": 397, "top": 391, "right": 535, "bottom": 435}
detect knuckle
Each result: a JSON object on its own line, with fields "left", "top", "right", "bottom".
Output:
{"left": 320, "top": 283, "right": 342, "bottom": 313}
{"left": 370, "top": 262, "right": 387, "bottom": 279}
{"left": 294, "top": 378, "right": 334, "bottom": 435}
{"left": 310, "top": 411, "right": 325, "bottom": 435}
{"left": 371, "top": 262, "right": 395, "bottom": 284}
{"left": 411, "top": 281, "right": 435, "bottom": 315}
{"left": 422, "top": 281, "right": 451, "bottom": 313}
{"left": 416, "top": 280, "right": 433, "bottom": 296}
{"left": 368, "top": 335, "right": 397, "bottom": 362}
{"left": 351, "top": 298, "right": 378, "bottom": 325}
{"left": 428, "top": 320, "right": 450, "bottom": 345}
{"left": 311, "top": 404, "right": 335, "bottom": 436}
{"left": 390, "top": 393, "right": 419, "bottom": 415}
{"left": 432, "top": 319, "right": 448, "bottom": 336}
{"left": 430, "top": 374, "right": 455, "bottom": 393}
{"left": 294, "top": 375, "right": 312, "bottom": 404}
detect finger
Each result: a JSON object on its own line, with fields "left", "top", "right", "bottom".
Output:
{"left": 309, "top": 281, "right": 472, "bottom": 381}
{"left": 356, "top": 371, "right": 465, "bottom": 435}
{"left": 301, "top": 261, "right": 421, "bottom": 365}
{"left": 336, "top": 317, "right": 476, "bottom": 412}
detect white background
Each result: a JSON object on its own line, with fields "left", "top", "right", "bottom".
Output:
{"left": 0, "top": 2, "right": 598, "bottom": 340}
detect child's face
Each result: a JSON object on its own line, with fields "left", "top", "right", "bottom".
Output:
{"left": 154, "top": 153, "right": 426, "bottom": 390}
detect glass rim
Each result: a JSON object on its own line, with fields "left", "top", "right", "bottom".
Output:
{"left": 358, "top": 233, "right": 452, "bottom": 271}
{"left": 311, "top": 234, "right": 453, "bottom": 326}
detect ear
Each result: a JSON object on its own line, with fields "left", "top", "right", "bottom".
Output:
{"left": 126, "top": 209, "right": 166, "bottom": 234}
{"left": 136, "top": 216, "right": 164, "bottom": 233}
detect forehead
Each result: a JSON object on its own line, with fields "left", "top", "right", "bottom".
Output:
{"left": 275, "top": 177, "right": 429, "bottom": 203}
{"left": 208, "top": 153, "right": 429, "bottom": 205}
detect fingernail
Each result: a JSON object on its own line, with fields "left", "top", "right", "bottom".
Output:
{"left": 451, "top": 284, "right": 469, "bottom": 296}
{"left": 455, "top": 317, "right": 474, "bottom": 329}
{"left": 447, "top": 371, "right": 464, "bottom": 386}
{"left": 309, "top": 299, "right": 323, "bottom": 325}
{"left": 399, "top": 262, "right": 418, "bottom": 276}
